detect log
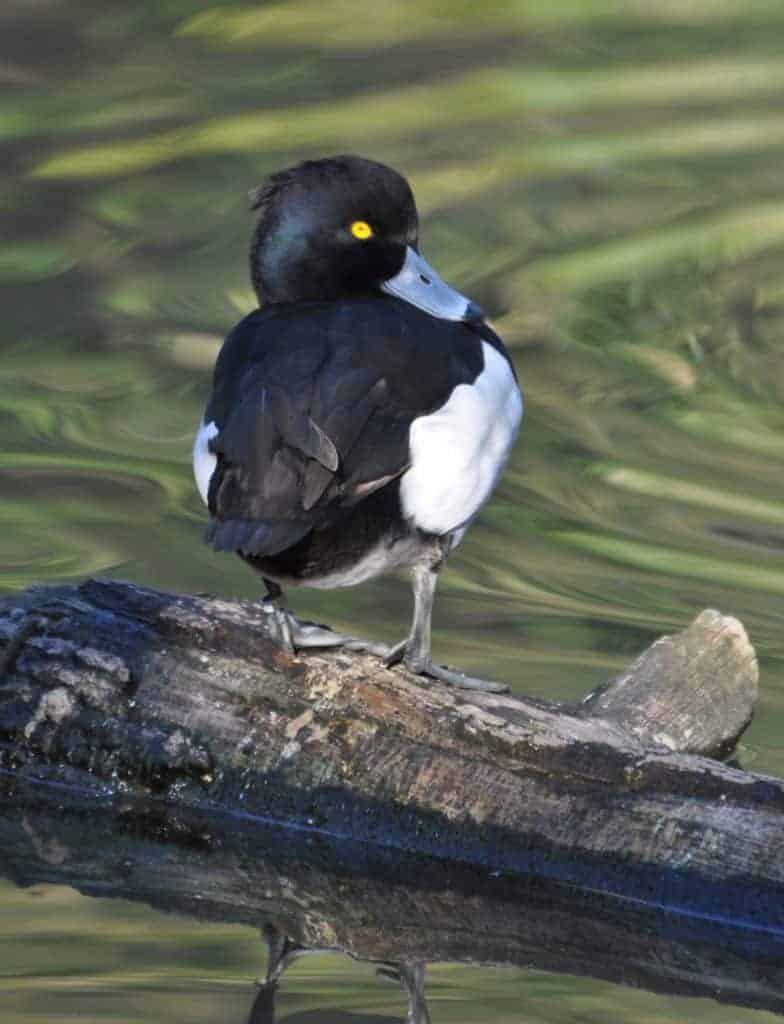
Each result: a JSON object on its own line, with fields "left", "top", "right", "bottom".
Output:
{"left": 0, "top": 579, "right": 780, "bottom": 937}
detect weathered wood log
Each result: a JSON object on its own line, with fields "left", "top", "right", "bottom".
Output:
{"left": 0, "top": 577, "right": 780, "bottom": 944}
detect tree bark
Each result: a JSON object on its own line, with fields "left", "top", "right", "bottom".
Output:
{"left": 0, "top": 577, "right": 780, "bottom": 942}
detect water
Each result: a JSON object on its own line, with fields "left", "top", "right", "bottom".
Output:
{"left": 2, "top": 0, "right": 784, "bottom": 1019}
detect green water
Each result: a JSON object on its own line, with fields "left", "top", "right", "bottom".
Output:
{"left": 2, "top": 0, "right": 784, "bottom": 1019}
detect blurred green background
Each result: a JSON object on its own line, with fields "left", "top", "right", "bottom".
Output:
{"left": 2, "top": 0, "right": 784, "bottom": 1020}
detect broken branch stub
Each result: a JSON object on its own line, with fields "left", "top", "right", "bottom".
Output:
{"left": 579, "top": 607, "right": 758, "bottom": 757}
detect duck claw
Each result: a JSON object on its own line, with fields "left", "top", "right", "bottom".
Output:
{"left": 419, "top": 661, "right": 509, "bottom": 693}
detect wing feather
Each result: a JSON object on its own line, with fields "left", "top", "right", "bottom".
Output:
{"left": 267, "top": 385, "right": 338, "bottom": 471}
{"left": 199, "top": 301, "right": 488, "bottom": 557}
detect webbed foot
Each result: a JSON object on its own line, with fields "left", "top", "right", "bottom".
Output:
{"left": 261, "top": 598, "right": 353, "bottom": 651}
{"left": 261, "top": 592, "right": 392, "bottom": 657}
{"left": 384, "top": 641, "right": 509, "bottom": 693}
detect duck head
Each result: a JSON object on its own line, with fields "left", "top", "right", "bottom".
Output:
{"left": 249, "top": 155, "right": 481, "bottom": 322}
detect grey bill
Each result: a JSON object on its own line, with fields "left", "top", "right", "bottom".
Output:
{"left": 381, "top": 246, "right": 480, "bottom": 322}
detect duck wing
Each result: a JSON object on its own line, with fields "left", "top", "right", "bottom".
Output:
{"left": 198, "top": 300, "right": 485, "bottom": 556}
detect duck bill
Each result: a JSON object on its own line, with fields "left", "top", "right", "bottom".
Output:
{"left": 381, "top": 246, "right": 482, "bottom": 323}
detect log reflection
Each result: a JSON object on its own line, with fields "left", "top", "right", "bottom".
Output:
{"left": 1, "top": 778, "right": 783, "bottom": 1021}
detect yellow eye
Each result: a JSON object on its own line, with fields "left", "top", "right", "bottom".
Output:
{"left": 350, "top": 220, "right": 374, "bottom": 240}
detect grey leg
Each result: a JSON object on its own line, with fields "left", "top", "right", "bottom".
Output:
{"left": 386, "top": 562, "right": 509, "bottom": 694}
{"left": 261, "top": 579, "right": 294, "bottom": 652}
{"left": 260, "top": 559, "right": 510, "bottom": 693}
{"left": 400, "top": 563, "right": 437, "bottom": 674}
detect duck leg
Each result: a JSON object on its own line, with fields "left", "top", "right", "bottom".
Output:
{"left": 385, "top": 561, "right": 509, "bottom": 694}
{"left": 261, "top": 579, "right": 295, "bottom": 652}
{"left": 262, "top": 565, "right": 509, "bottom": 694}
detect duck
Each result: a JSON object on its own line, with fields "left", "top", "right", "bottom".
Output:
{"left": 193, "top": 155, "right": 522, "bottom": 692}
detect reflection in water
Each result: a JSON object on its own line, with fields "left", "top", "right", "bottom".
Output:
{"left": 1, "top": 780, "right": 783, "bottom": 1022}
{"left": 249, "top": 927, "right": 430, "bottom": 1024}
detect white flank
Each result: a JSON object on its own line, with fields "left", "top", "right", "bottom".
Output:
{"left": 399, "top": 343, "right": 522, "bottom": 536}
{"left": 193, "top": 419, "right": 219, "bottom": 505}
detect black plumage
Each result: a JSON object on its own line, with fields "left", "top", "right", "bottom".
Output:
{"left": 204, "top": 297, "right": 496, "bottom": 579}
